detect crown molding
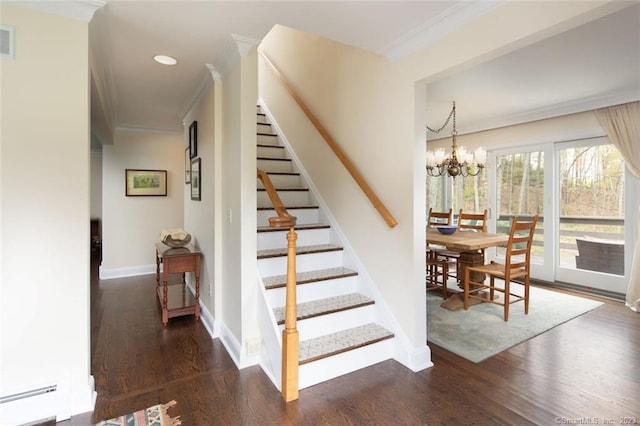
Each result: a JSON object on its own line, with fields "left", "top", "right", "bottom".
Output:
{"left": 8, "top": 0, "right": 105, "bottom": 22}
{"left": 379, "top": 1, "right": 506, "bottom": 62}
{"left": 115, "top": 124, "right": 183, "bottom": 135}
{"left": 428, "top": 90, "right": 640, "bottom": 139}
{"left": 216, "top": 33, "right": 260, "bottom": 77}
{"left": 179, "top": 64, "right": 221, "bottom": 124}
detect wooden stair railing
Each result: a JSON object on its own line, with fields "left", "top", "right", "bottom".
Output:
{"left": 258, "top": 50, "right": 398, "bottom": 228}
{"left": 257, "top": 167, "right": 299, "bottom": 401}
{"left": 257, "top": 168, "right": 297, "bottom": 227}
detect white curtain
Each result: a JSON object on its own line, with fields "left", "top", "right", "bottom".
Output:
{"left": 594, "top": 101, "right": 640, "bottom": 312}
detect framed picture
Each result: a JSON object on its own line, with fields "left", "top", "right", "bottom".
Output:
{"left": 184, "top": 147, "right": 191, "bottom": 184}
{"left": 189, "top": 121, "right": 198, "bottom": 159}
{"left": 191, "top": 158, "right": 201, "bottom": 201}
{"left": 125, "top": 169, "right": 167, "bottom": 196}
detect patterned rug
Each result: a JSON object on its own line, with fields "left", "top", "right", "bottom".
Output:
{"left": 427, "top": 284, "right": 603, "bottom": 362}
{"left": 94, "top": 400, "right": 181, "bottom": 426}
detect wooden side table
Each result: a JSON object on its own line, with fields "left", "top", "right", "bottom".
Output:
{"left": 155, "top": 242, "right": 201, "bottom": 326}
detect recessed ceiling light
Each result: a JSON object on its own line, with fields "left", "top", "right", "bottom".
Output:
{"left": 153, "top": 54, "right": 177, "bottom": 65}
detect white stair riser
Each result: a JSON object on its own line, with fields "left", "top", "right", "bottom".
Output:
{"left": 257, "top": 115, "right": 269, "bottom": 124}
{"left": 257, "top": 122, "right": 272, "bottom": 132}
{"left": 257, "top": 158, "right": 293, "bottom": 173}
{"left": 258, "top": 250, "right": 344, "bottom": 276}
{"left": 266, "top": 275, "right": 359, "bottom": 306}
{"left": 257, "top": 174, "right": 301, "bottom": 188}
{"left": 258, "top": 228, "right": 330, "bottom": 250}
{"left": 257, "top": 145, "right": 286, "bottom": 158}
{"left": 279, "top": 305, "right": 376, "bottom": 341}
{"left": 257, "top": 190, "right": 310, "bottom": 206}
{"left": 257, "top": 208, "right": 319, "bottom": 227}
{"left": 298, "top": 339, "right": 395, "bottom": 389}
{"left": 258, "top": 134, "right": 279, "bottom": 145}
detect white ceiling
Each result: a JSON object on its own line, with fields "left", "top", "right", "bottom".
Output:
{"left": 425, "top": 2, "right": 640, "bottom": 139}
{"left": 86, "top": 1, "right": 640, "bottom": 143}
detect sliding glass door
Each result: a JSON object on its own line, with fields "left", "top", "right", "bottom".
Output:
{"left": 488, "top": 138, "right": 637, "bottom": 294}
{"left": 554, "top": 138, "right": 632, "bottom": 294}
{"left": 488, "top": 146, "right": 554, "bottom": 282}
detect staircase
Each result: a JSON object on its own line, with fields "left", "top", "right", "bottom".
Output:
{"left": 256, "top": 106, "right": 396, "bottom": 390}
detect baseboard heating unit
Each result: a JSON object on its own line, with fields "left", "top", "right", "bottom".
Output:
{"left": 0, "top": 385, "right": 58, "bottom": 426}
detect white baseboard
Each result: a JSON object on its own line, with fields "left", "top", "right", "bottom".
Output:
{"left": 196, "top": 293, "right": 220, "bottom": 339}
{"left": 99, "top": 264, "right": 156, "bottom": 280}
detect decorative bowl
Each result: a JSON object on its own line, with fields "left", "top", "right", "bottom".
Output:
{"left": 436, "top": 225, "right": 457, "bottom": 235}
{"left": 162, "top": 234, "right": 192, "bottom": 248}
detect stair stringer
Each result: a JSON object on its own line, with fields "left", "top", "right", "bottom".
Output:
{"left": 258, "top": 100, "right": 433, "bottom": 378}
{"left": 256, "top": 274, "right": 282, "bottom": 391}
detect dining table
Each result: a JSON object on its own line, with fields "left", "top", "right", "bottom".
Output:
{"left": 427, "top": 226, "right": 510, "bottom": 287}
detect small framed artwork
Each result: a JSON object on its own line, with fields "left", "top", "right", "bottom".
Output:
{"left": 189, "top": 121, "right": 198, "bottom": 159}
{"left": 184, "top": 147, "right": 191, "bottom": 184}
{"left": 191, "top": 158, "right": 201, "bottom": 201}
{"left": 125, "top": 169, "right": 167, "bottom": 196}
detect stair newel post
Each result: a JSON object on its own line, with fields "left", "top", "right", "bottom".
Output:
{"left": 282, "top": 226, "right": 299, "bottom": 402}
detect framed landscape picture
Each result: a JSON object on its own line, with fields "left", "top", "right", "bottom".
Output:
{"left": 191, "top": 158, "right": 201, "bottom": 201}
{"left": 125, "top": 169, "right": 167, "bottom": 196}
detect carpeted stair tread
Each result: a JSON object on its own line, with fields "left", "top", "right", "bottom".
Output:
{"left": 263, "top": 266, "right": 358, "bottom": 289}
{"left": 257, "top": 223, "right": 330, "bottom": 233}
{"left": 273, "top": 292, "right": 373, "bottom": 325}
{"left": 257, "top": 244, "right": 343, "bottom": 259}
{"left": 299, "top": 323, "right": 394, "bottom": 365}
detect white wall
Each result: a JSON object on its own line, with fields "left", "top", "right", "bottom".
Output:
{"left": 216, "top": 39, "right": 259, "bottom": 366}
{"left": 101, "top": 129, "right": 184, "bottom": 278}
{"left": 0, "top": 4, "right": 94, "bottom": 421}
{"left": 182, "top": 75, "right": 218, "bottom": 325}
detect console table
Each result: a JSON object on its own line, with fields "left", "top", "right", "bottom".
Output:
{"left": 155, "top": 242, "right": 201, "bottom": 326}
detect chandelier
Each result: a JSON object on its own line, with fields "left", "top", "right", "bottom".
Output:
{"left": 426, "top": 101, "right": 486, "bottom": 178}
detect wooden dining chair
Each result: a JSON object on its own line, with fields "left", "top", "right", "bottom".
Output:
{"left": 426, "top": 254, "right": 449, "bottom": 298}
{"left": 426, "top": 208, "right": 453, "bottom": 294}
{"left": 437, "top": 209, "right": 488, "bottom": 284}
{"left": 427, "top": 208, "right": 452, "bottom": 227}
{"left": 463, "top": 214, "right": 539, "bottom": 321}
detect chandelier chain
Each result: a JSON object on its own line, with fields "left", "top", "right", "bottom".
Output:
{"left": 426, "top": 101, "right": 456, "bottom": 134}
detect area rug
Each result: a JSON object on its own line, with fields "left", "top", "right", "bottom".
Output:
{"left": 427, "top": 285, "right": 603, "bottom": 362}
{"left": 94, "top": 400, "right": 181, "bottom": 426}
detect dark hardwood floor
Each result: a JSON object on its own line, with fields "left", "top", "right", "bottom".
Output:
{"left": 61, "top": 256, "right": 639, "bottom": 425}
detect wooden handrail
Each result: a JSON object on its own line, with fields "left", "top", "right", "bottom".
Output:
{"left": 258, "top": 50, "right": 398, "bottom": 228}
{"left": 257, "top": 168, "right": 297, "bottom": 227}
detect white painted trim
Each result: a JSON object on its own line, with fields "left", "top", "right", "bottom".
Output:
{"left": 10, "top": 0, "right": 105, "bottom": 22}
{"left": 216, "top": 33, "right": 260, "bottom": 77}
{"left": 379, "top": 1, "right": 506, "bottom": 61}
{"left": 115, "top": 124, "right": 183, "bottom": 134}
{"left": 179, "top": 64, "right": 217, "bottom": 124}
{"left": 218, "top": 322, "right": 260, "bottom": 370}
{"left": 99, "top": 264, "right": 155, "bottom": 280}
{"left": 186, "top": 281, "right": 220, "bottom": 339}
{"left": 431, "top": 90, "right": 640, "bottom": 139}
